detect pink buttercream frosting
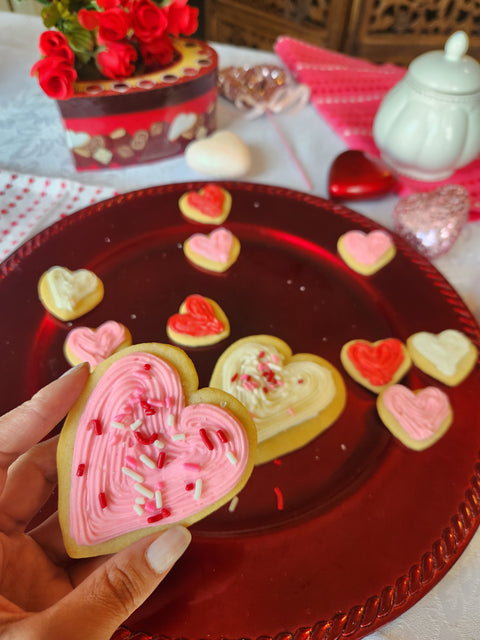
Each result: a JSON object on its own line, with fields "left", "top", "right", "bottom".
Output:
{"left": 343, "top": 230, "right": 393, "bottom": 265}
{"left": 382, "top": 385, "right": 451, "bottom": 441}
{"left": 66, "top": 320, "right": 128, "bottom": 368}
{"left": 187, "top": 227, "right": 233, "bottom": 263}
{"left": 70, "top": 352, "right": 249, "bottom": 546}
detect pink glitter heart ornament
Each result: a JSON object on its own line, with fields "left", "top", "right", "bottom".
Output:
{"left": 393, "top": 185, "right": 470, "bottom": 259}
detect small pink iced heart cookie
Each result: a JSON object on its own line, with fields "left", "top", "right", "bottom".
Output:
{"left": 64, "top": 320, "right": 132, "bottom": 368}
{"left": 57, "top": 343, "right": 256, "bottom": 558}
{"left": 210, "top": 335, "right": 346, "bottom": 464}
{"left": 183, "top": 227, "right": 241, "bottom": 273}
{"left": 38, "top": 266, "right": 104, "bottom": 321}
{"left": 377, "top": 384, "right": 452, "bottom": 450}
{"left": 338, "top": 229, "right": 396, "bottom": 275}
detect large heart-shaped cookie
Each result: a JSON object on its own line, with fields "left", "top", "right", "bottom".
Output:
{"left": 338, "top": 229, "right": 396, "bottom": 275}
{"left": 341, "top": 338, "right": 411, "bottom": 393}
{"left": 179, "top": 184, "right": 232, "bottom": 224}
{"left": 210, "top": 335, "right": 346, "bottom": 464}
{"left": 183, "top": 227, "right": 241, "bottom": 273}
{"left": 407, "top": 329, "right": 478, "bottom": 386}
{"left": 377, "top": 384, "right": 452, "bottom": 450}
{"left": 58, "top": 343, "right": 256, "bottom": 557}
{"left": 38, "top": 266, "right": 104, "bottom": 321}
{"left": 167, "top": 294, "right": 230, "bottom": 347}
{"left": 64, "top": 320, "right": 132, "bottom": 368}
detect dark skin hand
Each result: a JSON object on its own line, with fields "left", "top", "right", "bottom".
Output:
{"left": 0, "top": 363, "right": 191, "bottom": 639}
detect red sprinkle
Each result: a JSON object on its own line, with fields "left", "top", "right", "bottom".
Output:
{"left": 231, "top": 373, "right": 239, "bottom": 382}
{"left": 144, "top": 363, "right": 151, "bottom": 370}
{"left": 273, "top": 459, "right": 282, "bottom": 466}
{"left": 147, "top": 513, "right": 163, "bottom": 523}
{"left": 199, "top": 428, "right": 214, "bottom": 450}
{"left": 185, "top": 482, "right": 195, "bottom": 491}
{"left": 216, "top": 429, "right": 228, "bottom": 444}
{"left": 156, "top": 451, "right": 166, "bottom": 469}
{"left": 90, "top": 419, "right": 102, "bottom": 435}
{"left": 259, "top": 351, "right": 265, "bottom": 358}
{"left": 135, "top": 431, "right": 158, "bottom": 445}
{"left": 298, "top": 379, "right": 304, "bottom": 384}
{"left": 99, "top": 492, "right": 107, "bottom": 509}
{"left": 161, "top": 508, "right": 171, "bottom": 517}
{"left": 274, "top": 486, "right": 284, "bottom": 511}
{"left": 76, "top": 463, "right": 85, "bottom": 477}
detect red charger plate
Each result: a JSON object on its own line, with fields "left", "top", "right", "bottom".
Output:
{"left": 1, "top": 182, "right": 479, "bottom": 639}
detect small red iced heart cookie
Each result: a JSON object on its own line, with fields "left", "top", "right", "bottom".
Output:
{"left": 341, "top": 338, "right": 411, "bottom": 393}
{"left": 166, "top": 294, "right": 230, "bottom": 347}
{"left": 328, "top": 150, "right": 397, "bottom": 200}
{"left": 338, "top": 229, "right": 396, "bottom": 275}
{"left": 377, "top": 384, "right": 452, "bottom": 450}
{"left": 64, "top": 320, "right": 132, "bottom": 368}
{"left": 183, "top": 227, "right": 241, "bottom": 273}
{"left": 57, "top": 343, "right": 256, "bottom": 557}
{"left": 179, "top": 184, "right": 232, "bottom": 224}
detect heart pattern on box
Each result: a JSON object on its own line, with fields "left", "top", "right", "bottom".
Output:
{"left": 68, "top": 351, "right": 249, "bottom": 547}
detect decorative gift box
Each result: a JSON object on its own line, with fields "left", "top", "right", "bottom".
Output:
{"left": 56, "top": 38, "right": 217, "bottom": 171}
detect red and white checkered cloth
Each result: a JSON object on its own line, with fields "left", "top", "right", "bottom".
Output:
{"left": 275, "top": 36, "right": 480, "bottom": 220}
{"left": 0, "top": 170, "right": 117, "bottom": 260}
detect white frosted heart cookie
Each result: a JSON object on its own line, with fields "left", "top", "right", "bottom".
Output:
{"left": 57, "top": 343, "right": 257, "bottom": 558}
{"left": 178, "top": 184, "right": 232, "bottom": 224}
{"left": 64, "top": 320, "right": 132, "bottom": 368}
{"left": 38, "top": 266, "right": 104, "bottom": 321}
{"left": 209, "top": 335, "right": 346, "bottom": 464}
{"left": 166, "top": 294, "right": 230, "bottom": 347}
{"left": 183, "top": 227, "right": 240, "bottom": 273}
{"left": 341, "top": 338, "right": 411, "bottom": 393}
{"left": 338, "top": 229, "right": 396, "bottom": 275}
{"left": 407, "top": 329, "right": 478, "bottom": 386}
{"left": 377, "top": 384, "right": 452, "bottom": 450}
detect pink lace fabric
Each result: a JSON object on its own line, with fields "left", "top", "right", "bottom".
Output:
{"left": 275, "top": 36, "right": 480, "bottom": 220}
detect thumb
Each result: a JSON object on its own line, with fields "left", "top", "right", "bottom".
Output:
{"left": 39, "top": 526, "right": 191, "bottom": 640}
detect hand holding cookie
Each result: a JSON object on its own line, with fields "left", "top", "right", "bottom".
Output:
{"left": 0, "top": 365, "right": 191, "bottom": 639}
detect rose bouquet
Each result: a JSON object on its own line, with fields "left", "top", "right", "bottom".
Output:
{"left": 31, "top": 0, "right": 199, "bottom": 100}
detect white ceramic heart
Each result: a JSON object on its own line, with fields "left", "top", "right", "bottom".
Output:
{"left": 185, "top": 130, "right": 251, "bottom": 178}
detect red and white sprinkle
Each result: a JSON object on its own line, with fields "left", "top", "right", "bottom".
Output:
{"left": 194, "top": 478, "right": 202, "bottom": 500}
{"left": 167, "top": 414, "right": 176, "bottom": 427}
{"left": 134, "top": 483, "right": 154, "bottom": 499}
{"left": 130, "top": 419, "right": 143, "bottom": 431}
{"left": 139, "top": 454, "right": 156, "bottom": 469}
{"left": 172, "top": 433, "right": 185, "bottom": 441}
{"left": 228, "top": 495, "right": 239, "bottom": 512}
{"left": 153, "top": 438, "right": 165, "bottom": 449}
{"left": 133, "top": 504, "right": 144, "bottom": 516}
{"left": 110, "top": 421, "right": 125, "bottom": 429}
{"left": 121, "top": 467, "right": 144, "bottom": 483}
{"left": 226, "top": 451, "right": 238, "bottom": 465}
{"left": 155, "top": 489, "right": 163, "bottom": 509}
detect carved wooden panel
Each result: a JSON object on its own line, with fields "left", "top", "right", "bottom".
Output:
{"left": 205, "top": 0, "right": 352, "bottom": 52}
{"left": 345, "top": 0, "right": 480, "bottom": 65}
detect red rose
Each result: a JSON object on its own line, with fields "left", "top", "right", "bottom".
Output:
{"left": 30, "top": 55, "right": 77, "bottom": 100}
{"left": 96, "top": 8, "right": 131, "bottom": 44}
{"left": 97, "top": 0, "right": 125, "bottom": 8}
{"left": 38, "top": 31, "right": 75, "bottom": 64}
{"left": 96, "top": 41, "right": 137, "bottom": 79}
{"left": 140, "top": 36, "right": 174, "bottom": 69}
{"left": 77, "top": 8, "right": 100, "bottom": 30}
{"left": 167, "top": 0, "right": 198, "bottom": 36}
{"left": 129, "top": 0, "right": 168, "bottom": 43}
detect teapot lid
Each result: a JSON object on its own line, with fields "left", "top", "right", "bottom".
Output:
{"left": 409, "top": 31, "right": 480, "bottom": 94}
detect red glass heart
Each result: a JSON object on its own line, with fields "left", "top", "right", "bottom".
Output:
{"left": 329, "top": 150, "right": 398, "bottom": 200}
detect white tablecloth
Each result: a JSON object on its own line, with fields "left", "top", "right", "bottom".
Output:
{"left": 1, "top": 12, "right": 479, "bottom": 639}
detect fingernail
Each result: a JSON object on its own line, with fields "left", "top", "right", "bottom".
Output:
{"left": 60, "top": 362, "right": 88, "bottom": 378}
{"left": 146, "top": 526, "right": 191, "bottom": 575}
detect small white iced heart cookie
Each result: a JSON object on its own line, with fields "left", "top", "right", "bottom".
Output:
{"left": 185, "top": 130, "right": 251, "bottom": 178}
{"left": 210, "top": 335, "right": 346, "bottom": 464}
{"left": 38, "top": 266, "right": 104, "bottom": 321}
{"left": 377, "top": 384, "right": 452, "bottom": 450}
{"left": 407, "top": 329, "right": 478, "bottom": 386}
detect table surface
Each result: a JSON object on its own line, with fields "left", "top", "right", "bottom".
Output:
{"left": 1, "top": 11, "right": 480, "bottom": 640}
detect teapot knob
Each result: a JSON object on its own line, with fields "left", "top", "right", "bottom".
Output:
{"left": 444, "top": 31, "right": 469, "bottom": 61}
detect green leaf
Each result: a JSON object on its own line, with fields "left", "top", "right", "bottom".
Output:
{"left": 41, "top": 4, "right": 61, "bottom": 28}
{"left": 61, "top": 20, "right": 95, "bottom": 52}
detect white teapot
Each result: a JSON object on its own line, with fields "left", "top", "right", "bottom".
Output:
{"left": 373, "top": 31, "right": 480, "bottom": 181}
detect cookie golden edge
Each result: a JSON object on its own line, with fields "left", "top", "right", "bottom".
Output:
{"left": 38, "top": 266, "right": 104, "bottom": 322}
{"left": 183, "top": 232, "right": 241, "bottom": 273}
{"left": 57, "top": 342, "right": 257, "bottom": 558}
{"left": 340, "top": 339, "right": 412, "bottom": 394}
{"left": 337, "top": 234, "right": 396, "bottom": 276}
{"left": 406, "top": 332, "right": 478, "bottom": 386}
{"left": 376, "top": 386, "right": 453, "bottom": 451}
{"left": 209, "top": 335, "right": 346, "bottom": 465}
{"left": 166, "top": 296, "right": 230, "bottom": 347}
{"left": 63, "top": 323, "right": 133, "bottom": 368}
{"left": 178, "top": 187, "right": 232, "bottom": 225}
